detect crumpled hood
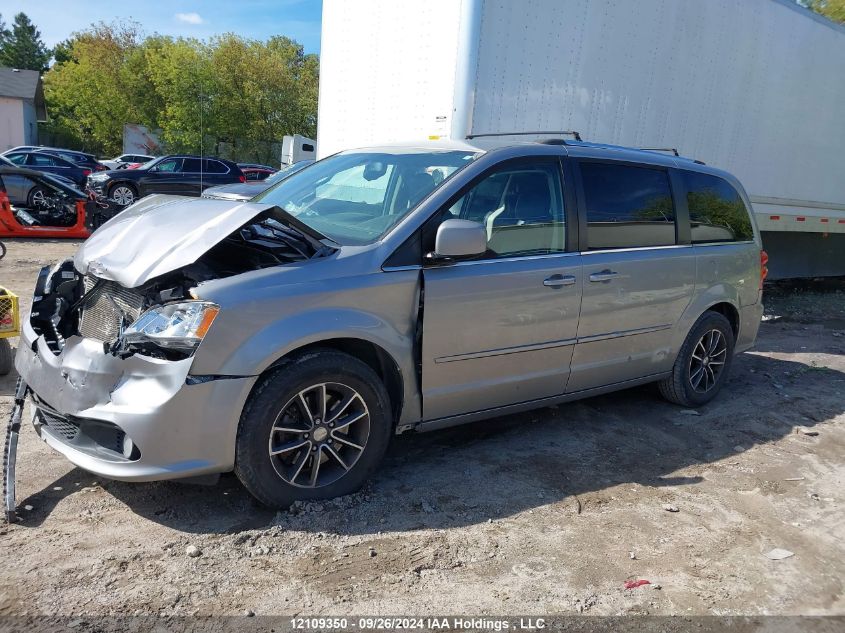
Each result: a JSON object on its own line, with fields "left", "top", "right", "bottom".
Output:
{"left": 202, "top": 182, "right": 270, "bottom": 201}
{"left": 74, "top": 194, "right": 276, "bottom": 287}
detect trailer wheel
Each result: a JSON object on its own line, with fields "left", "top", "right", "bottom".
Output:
{"left": 0, "top": 340, "right": 12, "bottom": 376}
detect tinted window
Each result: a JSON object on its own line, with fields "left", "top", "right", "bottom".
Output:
{"left": 6, "top": 153, "right": 26, "bottom": 165}
{"left": 204, "top": 159, "right": 228, "bottom": 174}
{"left": 30, "top": 154, "right": 59, "bottom": 166}
{"left": 435, "top": 161, "right": 566, "bottom": 258}
{"left": 580, "top": 162, "right": 676, "bottom": 249}
{"left": 181, "top": 158, "right": 203, "bottom": 173}
{"left": 683, "top": 171, "right": 753, "bottom": 243}
{"left": 302, "top": 143, "right": 315, "bottom": 152}
{"left": 155, "top": 158, "right": 180, "bottom": 172}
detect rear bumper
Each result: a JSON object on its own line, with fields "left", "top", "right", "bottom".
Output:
{"left": 15, "top": 319, "right": 255, "bottom": 482}
{"left": 736, "top": 301, "right": 764, "bottom": 353}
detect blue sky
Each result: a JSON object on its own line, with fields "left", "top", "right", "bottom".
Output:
{"left": 0, "top": 0, "right": 323, "bottom": 53}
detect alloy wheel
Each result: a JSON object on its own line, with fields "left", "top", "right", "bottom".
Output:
{"left": 688, "top": 328, "right": 727, "bottom": 393}
{"left": 267, "top": 382, "right": 370, "bottom": 488}
{"left": 30, "top": 188, "right": 48, "bottom": 209}
{"left": 111, "top": 186, "right": 135, "bottom": 206}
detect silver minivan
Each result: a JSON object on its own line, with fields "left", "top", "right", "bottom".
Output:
{"left": 15, "top": 139, "right": 766, "bottom": 507}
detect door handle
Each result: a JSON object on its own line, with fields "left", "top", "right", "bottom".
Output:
{"left": 589, "top": 270, "right": 618, "bottom": 283}
{"left": 543, "top": 274, "right": 577, "bottom": 287}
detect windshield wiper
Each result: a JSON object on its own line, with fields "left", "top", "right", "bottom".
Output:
{"left": 268, "top": 206, "right": 340, "bottom": 252}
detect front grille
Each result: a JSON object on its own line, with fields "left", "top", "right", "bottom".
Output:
{"left": 78, "top": 276, "right": 145, "bottom": 342}
{"left": 39, "top": 407, "right": 80, "bottom": 440}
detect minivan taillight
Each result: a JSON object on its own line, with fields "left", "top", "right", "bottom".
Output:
{"left": 238, "top": 175, "right": 246, "bottom": 183}
{"left": 760, "top": 250, "right": 769, "bottom": 289}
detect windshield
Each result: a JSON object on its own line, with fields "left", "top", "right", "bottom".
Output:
{"left": 264, "top": 160, "right": 314, "bottom": 185}
{"left": 252, "top": 149, "right": 478, "bottom": 244}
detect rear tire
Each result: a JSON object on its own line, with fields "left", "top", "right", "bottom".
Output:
{"left": 234, "top": 350, "right": 392, "bottom": 508}
{"left": 659, "top": 311, "right": 735, "bottom": 408}
{"left": 0, "top": 339, "right": 12, "bottom": 376}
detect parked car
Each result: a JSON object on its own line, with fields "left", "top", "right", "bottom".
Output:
{"left": 87, "top": 155, "right": 246, "bottom": 206}
{"left": 3, "top": 146, "right": 106, "bottom": 171}
{"left": 100, "top": 153, "right": 156, "bottom": 170}
{"left": 0, "top": 165, "right": 92, "bottom": 238}
{"left": 238, "top": 164, "right": 278, "bottom": 181}
{"left": 3, "top": 151, "right": 91, "bottom": 188}
{"left": 35, "top": 148, "right": 108, "bottom": 172}
{"left": 202, "top": 160, "right": 314, "bottom": 202}
{"left": 15, "top": 139, "right": 765, "bottom": 508}
{"left": 0, "top": 156, "right": 81, "bottom": 208}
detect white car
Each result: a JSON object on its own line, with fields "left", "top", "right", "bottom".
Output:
{"left": 99, "top": 153, "right": 156, "bottom": 170}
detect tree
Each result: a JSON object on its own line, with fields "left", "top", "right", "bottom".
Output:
{"left": 43, "top": 21, "right": 159, "bottom": 154}
{"left": 800, "top": 0, "right": 845, "bottom": 23}
{"left": 0, "top": 15, "right": 10, "bottom": 52}
{"left": 0, "top": 12, "right": 51, "bottom": 72}
{"left": 43, "top": 23, "right": 319, "bottom": 159}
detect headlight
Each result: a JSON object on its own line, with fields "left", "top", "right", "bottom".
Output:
{"left": 89, "top": 173, "right": 110, "bottom": 181}
{"left": 122, "top": 301, "right": 220, "bottom": 352}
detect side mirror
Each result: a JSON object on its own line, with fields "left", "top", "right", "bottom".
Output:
{"left": 434, "top": 219, "right": 487, "bottom": 258}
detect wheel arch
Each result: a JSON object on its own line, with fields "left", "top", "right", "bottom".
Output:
{"left": 704, "top": 301, "right": 739, "bottom": 339}
{"left": 257, "top": 337, "right": 406, "bottom": 427}
{"left": 108, "top": 180, "right": 138, "bottom": 195}
{"left": 672, "top": 288, "right": 743, "bottom": 362}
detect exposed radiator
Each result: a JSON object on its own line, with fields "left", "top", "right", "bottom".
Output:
{"left": 77, "top": 276, "right": 145, "bottom": 342}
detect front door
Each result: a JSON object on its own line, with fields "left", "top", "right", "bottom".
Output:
{"left": 567, "top": 160, "right": 696, "bottom": 392}
{"left": 421, "top": 158, "right": 583, "bottom": 420}
{"left": 141, "top": 157, "right": 183, "bottom": 196}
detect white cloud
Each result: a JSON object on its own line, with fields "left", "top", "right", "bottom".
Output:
{"left": 175, "top": 12, "right": 205, "bottom": 25}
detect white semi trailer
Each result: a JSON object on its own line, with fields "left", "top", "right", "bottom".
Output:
{"left": 318, "top": 0, "right": 845, "bottom": 278}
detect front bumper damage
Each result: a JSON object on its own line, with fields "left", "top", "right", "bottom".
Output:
{"left": 14, "top": 319, "right": 254, "bottom": 483}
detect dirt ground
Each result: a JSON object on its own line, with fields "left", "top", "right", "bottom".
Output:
{"left": 0, "top": 237, "right": 843, "bottom": 618}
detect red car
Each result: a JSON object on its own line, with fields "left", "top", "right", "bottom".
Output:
{"left": 238, "top": 163, "right": 278, "bottom": 181}
{"left": 0, "top": 166, "right": 95, "bottom": 239}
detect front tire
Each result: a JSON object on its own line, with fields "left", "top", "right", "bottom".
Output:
{"left": 27, "top": 186, "right": 48, "bottom": 209}
{"left": 109, "top": 183, "right": 136, "bottom": 207}
{"left": 234, "top": 350, "right": 393, "bottom": 508}
{"left": 659, "top": 311, "right": 735, "bottom": 408}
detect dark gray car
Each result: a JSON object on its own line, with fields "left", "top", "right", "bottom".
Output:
{"left": 201, "top": 160, "right": 314, "bottom": 201}
{"left": 16, "top": 139, "right": 765, "bottom": 508}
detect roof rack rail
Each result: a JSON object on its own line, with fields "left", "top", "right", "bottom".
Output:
{"left": 639, "top": 147, "right": 680, "bottom": 157}
{"left": 466, "top": 130, "right": 583, "bottom": 142}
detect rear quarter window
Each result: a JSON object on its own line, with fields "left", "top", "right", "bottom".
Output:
{"left": 579, "top": 161, "right": 676, "bottom": 250}
{"left": 683, "top": 171, "right": 753, "bottom": 243}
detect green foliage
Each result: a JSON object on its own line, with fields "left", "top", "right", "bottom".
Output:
{"left": 0, "top": 12, "right": 52, "bottom": 72}
{"left": 43, "top": 21, "right": 319, "bottom": 161}
{"left": 800, "top": 0, "right": 845, "bottom": 24}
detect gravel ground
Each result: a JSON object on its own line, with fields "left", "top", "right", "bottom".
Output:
{"left": 1, "top": 238, "right": 843, "bottom": 617}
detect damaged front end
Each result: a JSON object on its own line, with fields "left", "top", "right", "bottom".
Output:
{"left": 14, "top": 196, "right": 335, "bottom": 483}
{"left": 32, "top": 199, "right": 332, "bottom": 359}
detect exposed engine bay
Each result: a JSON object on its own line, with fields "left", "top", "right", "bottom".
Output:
{"left": 30, "top": 209, "right": 334, "bottom": 360}
{"left": 11, "top": 192, "right": 81, "bottom": 228}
